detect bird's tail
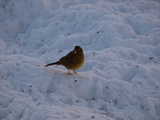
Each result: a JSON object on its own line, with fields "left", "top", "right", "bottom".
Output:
{"left": 45, "top": 61, "right": 61, "bottom": 67}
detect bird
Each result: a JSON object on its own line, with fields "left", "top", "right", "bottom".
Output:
{"left": 45, "top": 46, "right": 84, "bottom": 74}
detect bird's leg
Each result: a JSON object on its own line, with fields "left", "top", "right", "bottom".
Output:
{"left": 73, "top": 70, "right": 77, "bottom": 74}
{"left": 68, "top": 69, "right": 71, "bottom": 74}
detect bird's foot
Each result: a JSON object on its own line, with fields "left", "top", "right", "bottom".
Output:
{"left": 74, "top": 70, "right": 77, "bottom": 74}
{"left": 68, "top": 69, "right": 71, "bottom": 75}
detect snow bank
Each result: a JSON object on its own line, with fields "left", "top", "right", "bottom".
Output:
{"left": 0, "top": 0, "right": 160, "bottom": 120}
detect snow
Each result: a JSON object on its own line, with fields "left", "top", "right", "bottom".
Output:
{"left": 0, "top": 0, "right": 160, "bottom": 120}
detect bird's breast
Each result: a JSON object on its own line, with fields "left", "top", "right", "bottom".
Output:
{"left": 72, "top": 54, "right": 84, "bottom": 70}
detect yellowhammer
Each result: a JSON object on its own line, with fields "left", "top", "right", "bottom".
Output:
{"left": 45, "top": 46, "right": 84, "bottom": 74}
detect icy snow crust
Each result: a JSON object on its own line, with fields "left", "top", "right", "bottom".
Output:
{"left": 0, "top": 0, "right": 160, "bottom": 120}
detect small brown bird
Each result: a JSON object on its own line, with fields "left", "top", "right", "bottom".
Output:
{"left": 45, "top": 46, "right": 84, "bottom": 74}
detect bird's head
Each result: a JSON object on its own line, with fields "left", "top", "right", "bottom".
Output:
{"left": 74, "top": 46, "right": 83, "bottom": 54}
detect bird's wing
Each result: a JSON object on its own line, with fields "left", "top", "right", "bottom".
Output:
{"left": 60, "top": 50, "right": 77, "bottom": 64}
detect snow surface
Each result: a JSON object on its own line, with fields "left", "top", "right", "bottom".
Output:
{"left": 0, "top": 0, "right": 160, "bottom": 120}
